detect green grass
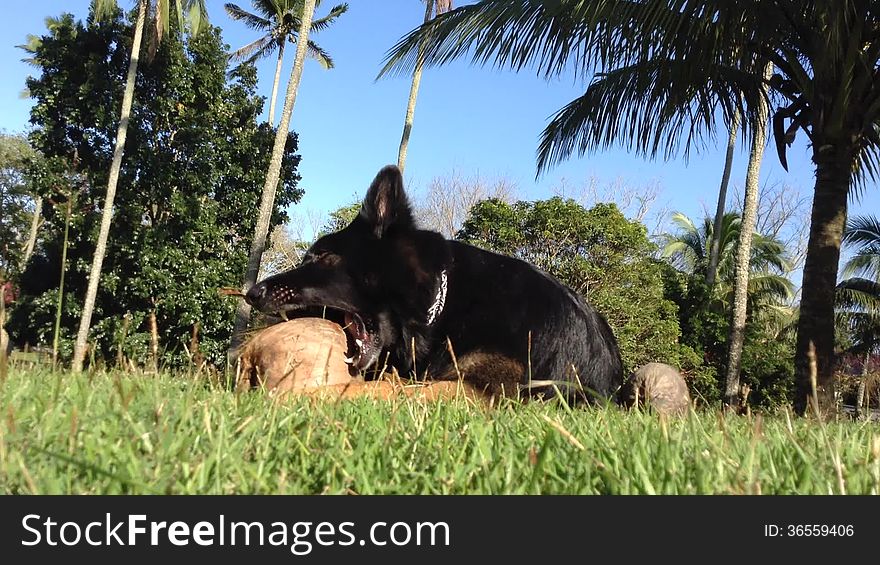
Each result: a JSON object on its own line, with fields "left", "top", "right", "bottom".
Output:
{"left": 1, "top": 368, "right": 878, "bottom": 494}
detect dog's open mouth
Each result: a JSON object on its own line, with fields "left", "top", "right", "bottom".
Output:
{"left": 341, "top": 311, "right": 380, "bottom": 371}
{"left": 272, "top": 306, "right": 381, "bottom": 372}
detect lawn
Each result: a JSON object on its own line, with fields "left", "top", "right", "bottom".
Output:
{"left": 1, "top": 368, "right": 878, "bottom": 494}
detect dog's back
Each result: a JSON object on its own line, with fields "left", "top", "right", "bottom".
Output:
{"left": 422, "top": 240, "right": 623, "bottom": 400}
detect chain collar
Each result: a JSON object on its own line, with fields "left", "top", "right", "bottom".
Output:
{"left": 426, "top": 270, "right": 448, "bottom": 326}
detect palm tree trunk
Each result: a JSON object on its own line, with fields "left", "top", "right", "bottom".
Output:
{"left": 71, "top": 0, "right": 146, "bottom": 372}
{"left": 267, "top": 40, "right": 286, "bottom": 126}
{"left": 116, "top": 313, "right": 130, "bottom": 368}
{"left": 52, "top": 193, "right": 73, "bottom": 366}
{"left": 723, "top": 63, "right": 772, "bottom": 409}
{"left": 793, "top": 146, "right": 853, "bottom": 417}
{"left": 855, "top": 348, "right": 870, "bottom": 419}
{"left": 149, "top": 306, "right": 159, "bottom": 373}
{"left": 229, "top": 0, "right": 317, "bottom": 361}
{"left": 21, "top": 196, "right": 42, "bottom": 270}
{"left": 0, "top": 287, "right": 6, "bottom": 382}
{"left": 707, "top": 111, "right": 739, "bottom": 287}
{"left": 396, "top": 0, "right": 434, "bottom": 174}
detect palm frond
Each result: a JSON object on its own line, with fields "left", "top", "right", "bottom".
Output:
{"left": 305, "top": 39, "right": 333, "bottom": 69}
{"left": 379, "top": 0, "right": 710, "bottom": 81}
{"left": 711, "top": 210, "right": 740, "bottom": 249}
{"left": 836, "top": 278, "right": 880, "bottom": 316}
{"left": 156, "top": 0, "right": 170, "bottom": 42}
{"left": 92, "top": 0, "right": 119, "bottom": 21}
{"left": 747, "top": 272, "right": 796, "bottom": 302}
{"left": 311, "top": 3, "right": 348, "bottom": 32}
{"left": 224, "top": 3, "right": 272, "bottom": 31}
{"left": 660, "top": 212, "right": 706, "bottom": 273}
{"left": 843, "top": 214, "right": 880, "bottom": 247}
{"left": 842, "top": 248, "right": 880, "bottom": 280}
{"left": 753, "top": 301, "right": 799, "bottom": 338}
{"left": 842, "top": 214, "right": 880, "bottom": 280}
{"left": 661, "top": 240, "right": 701, "bottom": 271}
{"left": 750, "top": 232, "right": 793, "bottom": 274}
{"left": 668, "top": 210, "right": 697, "bottom": 232}
{"left": 229, "top": 34, "right": 276, "bottom": 63}
{"left": 851, "top": 138, "right": 880, "bottom": 192}
{"left": 535, "top": 56, "right": 764, "bottom": 174}
{"left": 252, "top": 0, "right": 289, "bottom": 19}
{"left": 17, "top": 34, "right": 42, "bottom": 65}
{"left": 377, "top": 0, "right": 785, "bottom": 177}
{"left": 185, "top": 0, "right": 208, "bottom": 34}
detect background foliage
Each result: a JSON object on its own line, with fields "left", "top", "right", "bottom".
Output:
{"left": 457, "top": 197, "right": 704, "bottom": 377}
{"left": 7, "top": 7, "right": 302, "bottom": 368}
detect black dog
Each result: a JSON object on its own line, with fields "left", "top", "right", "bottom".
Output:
{"left": 246, "top": 165, "right": 623, "bottom": 401}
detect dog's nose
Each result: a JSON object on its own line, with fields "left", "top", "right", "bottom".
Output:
{"left": 245, "top": 282, "right": 268, "bottom": 307}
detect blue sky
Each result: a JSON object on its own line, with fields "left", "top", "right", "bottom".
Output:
{"left": 1, "top": 0, "right": 877, "bottom": 249}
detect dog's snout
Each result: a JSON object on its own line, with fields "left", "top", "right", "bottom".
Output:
{"left": 245, "top": 282, "right": 268, "bottom": 307}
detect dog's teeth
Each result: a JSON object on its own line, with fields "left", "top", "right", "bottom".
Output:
{"left": 355, "top": 338, "right": 363, "bottom": 347}
{"left": 344, "top": 355, "right": 355, "bottom": 365}
{"left": 279, "top": 311, "right": 289, "bottom": 321}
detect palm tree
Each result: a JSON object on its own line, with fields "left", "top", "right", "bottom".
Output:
{"left": 837, "top": 215, "right": 880, "bottom": 418}
{"left": 840, "top": 216, "right": 880, "bottom": 295}
{"left": 224, "top": 0, "right": 347, "bottom": 126}
{"left": 661, "top": 211, "right": 795, "bottom": 312}
{"left": 724, "top": 62, "right": 773, "bottom": 408}
{"left": 17, "top": 17, "right": 76, "bottom": 266}
{"left": 71, "top": 0, "right": 207, "bottom": 372}
{"left": 18, "top": 14, "right": 77, "bottom": 99}
{"left": 396, "top": 0, "right": 453, "bottom": 173}
{"left": 229, "top": 0, "right": 320, "bottom": 361}
{"left": 379, "top": 0, "right": 880, "bottom": 415}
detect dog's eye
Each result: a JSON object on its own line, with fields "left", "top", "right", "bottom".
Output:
{"left": 302, "top": 251, "right": 324, "bottom": 265}
{"left": 302, "top": 252, "right": 340, "bottom": 266}
{"left": 321, "top": 253, "right": 341, "bottom": 266}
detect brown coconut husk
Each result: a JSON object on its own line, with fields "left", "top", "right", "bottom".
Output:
{"left": 237, "top": 317, "right": 355, "bottom": 396}
{"left": 620, "top": 362, "right": 691, "bottom": 417}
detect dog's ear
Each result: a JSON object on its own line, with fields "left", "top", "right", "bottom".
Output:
{"left": 360, "top": 165, "right": 414, "bottom": 237}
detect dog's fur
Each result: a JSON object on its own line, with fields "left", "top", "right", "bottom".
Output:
{"left": 246, "top": 166, "right": 623, "bottom": 401}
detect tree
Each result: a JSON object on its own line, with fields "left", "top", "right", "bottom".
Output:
{"left": 837, "top": 215, "right": 880, "bottom": 418}
{"left": 260, "top": 224, "right": 308, "bottom": 279}
{"left": 17, "top": 14, "right": 78, "bottom": 99}
{"left": 69, "top": 0, "right": 208, "bottom": 371}
{"left": 840, "top": 215, "right": 880, "bottom": 306}
{"left": 458, "top": 197, "right": 701, "bottom": 373}
{"left": 724, "top": 61, "right": 773, "bottom": 408}
{"left": 380, "top": 0, "right": 880, "bottom": 415}
{"left": 661, "top": 210, "right": 797, "bottom": 408}
{"left": 229, "top": 0, "right": 321, "bottom": 361}
{"left": 661, "top": 211, "right": 794, "bottom": 316}
{"left": 396, "top": 0, "right": 453, "bottom": 173}
{"left": 224, "top": 0, "right": 347, "bottom": 126}
{"left": 320, "top": 201, "right": 361, "bottom": 235}
{"left": 415, "top": 170, "right": 516, "bottom": 237}
{"left": 0, "top": 134, "right": 38, "bottom": 280}
{"left": 13, "top": 9, "right": 301, "bottom": 368}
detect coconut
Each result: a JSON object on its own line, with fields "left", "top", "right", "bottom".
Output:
{"left": 620, "top": 362, "right": 691, "bottom": 417}
{"left": 238, "top": 317, "right": 355, "bottom": 395}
